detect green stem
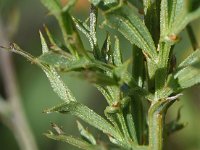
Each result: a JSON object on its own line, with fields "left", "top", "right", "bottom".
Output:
{"left": 148, "top": 102, "right": 165, "bottom": 150}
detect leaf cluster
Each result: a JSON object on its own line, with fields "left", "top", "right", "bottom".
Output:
{"left": 1, "top": 0, "right": 200, "bottom": 149}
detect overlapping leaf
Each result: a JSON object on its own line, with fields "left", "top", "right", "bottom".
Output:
{"left": 43, "top": 101, "right": 122, "bottom": 140}
{"left": 105, "top": 5, "right": 157, "bottom": 60}
{"left": 39, "top": 32, "right": 76, "bottom": 102}
{"left": 165, "top": 50, "right": 200, "bottom": 94}
{"left": 160, "top": 0, "right": 200, "bottom": 41}
{"left": 38, "top": 51, "right": 112, "bottom": 72}
{"left": 174, "top": 50, "right": 200, "bottom": 89}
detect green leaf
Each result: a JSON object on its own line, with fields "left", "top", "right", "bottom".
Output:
{"left": 160, "top": 0, "right": 200, "bottom": 41}
{"left": 172, "top": 2, "right": 200, "bottom": 35}
{"left": 41, "top": 0, "right": 78, "bottom": 56}
{"left": 39, "top": 32, "right": 76, "bottom": 102}
{"left": 164, "top": 50, "right": 200, "bottom": 93}
{"left": 38, "top": 52, "right": 90, "bottom": 70}
{"left": 178, "top": 49, "right": 200, "bottom": 68}
{"left": 174, "top": 49, "right": 200, "bottom": 89}
{"left": 2, "top": 41, "right": 76, "bottom": 103}
{"left": 112, "top": 36, "right": 122, "bottom": 66}
{"left": 174, "top": 62, "right": 200, "bottom": 89}
{"left": 125, "top": 111, "right": 138, "bottom": 144}
{"left": 77, "top": 121, "right": 97, "bottom": 145}
{"left": 144, "top": 0, "right": 161, "bottom": 45}
{"left": 44, "top": 25, "right": 63, "bottom": 51}
{"left": 44, "top": 133, "right": 93, "bottom": 150}
{"left": 113, "top": 60, "right": 132, "bottom": 85}
{"left": 38, "top": 51, "right": 112, "bottom": 72}
{"left": 72, "top": 17, "right": 94, "bottom": 50}
{"left": 105, "top": 5, "right": 157, "bottom": 60}
{"left": 44, "top": 101, "right": 122, "bottom": 140}
{"left": 101, "top": 34, "right": 112, "bottom": 63}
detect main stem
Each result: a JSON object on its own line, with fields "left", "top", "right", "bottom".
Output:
{"left": 148, "top": 104, "right": 164, "bottom": 150}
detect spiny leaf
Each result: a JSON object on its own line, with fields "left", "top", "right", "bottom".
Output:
{"left": 44, "top": 101, "right": 122, "bottom": 140}
{"left": 105, "top": 5, "right": 157, "bottom": 60}
{"left": 39, "top": 32, "right": 76, "bottom": 102}
{"left": 44, "top": 133, "right": 93, "bottom": 150}
{"left": 77, "top": 121, "right": 97, "bottom": 145}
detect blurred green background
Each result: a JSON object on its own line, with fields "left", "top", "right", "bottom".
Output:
{"left": 0, "top": 0, "right": 199, "bottom": 150}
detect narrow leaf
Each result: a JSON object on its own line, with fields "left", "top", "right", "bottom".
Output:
{"left": 101, "top": 34, "right": 112, "bottom": 63}
{"left": 39, "top": 32, "right": 76, "bottom": 102}
{"left": 72, "top": 17, "right": 94, "bottom": 50}
{"left": 38, "top": 51, "right": 112, "bottom": 72}
{"left": 160, "top": 0, "right": 200, "bottom": 40}
{"left": 178, "top": 49, "right": 200, "bottom": 68}
{"left": 105, "top": 5, "right": 157, "bottom": 60}
{"left": 44, "top": 101, "right": 122, "bottom": 140}
{"left": 44, "top": 133, "right": 93, "bottom": 150}
{"left": 77, "top": 121, "right": 97, "bottom": 145}
{"left": 174, "top": 49, "right": 200, "bottom": 89}
{"left": 112, "top": 36, "right": 122, "bottom": 66}
{"left": 174, "top": 62, "right": 200, "bottom": 89}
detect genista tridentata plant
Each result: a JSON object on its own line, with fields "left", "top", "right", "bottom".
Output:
{"left": 1, "top": 0, "right": 200, "bottom": 150}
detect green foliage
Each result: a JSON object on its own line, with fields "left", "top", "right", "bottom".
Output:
{"left": 1, "top": 0, "right": 200, "bottom": 150}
